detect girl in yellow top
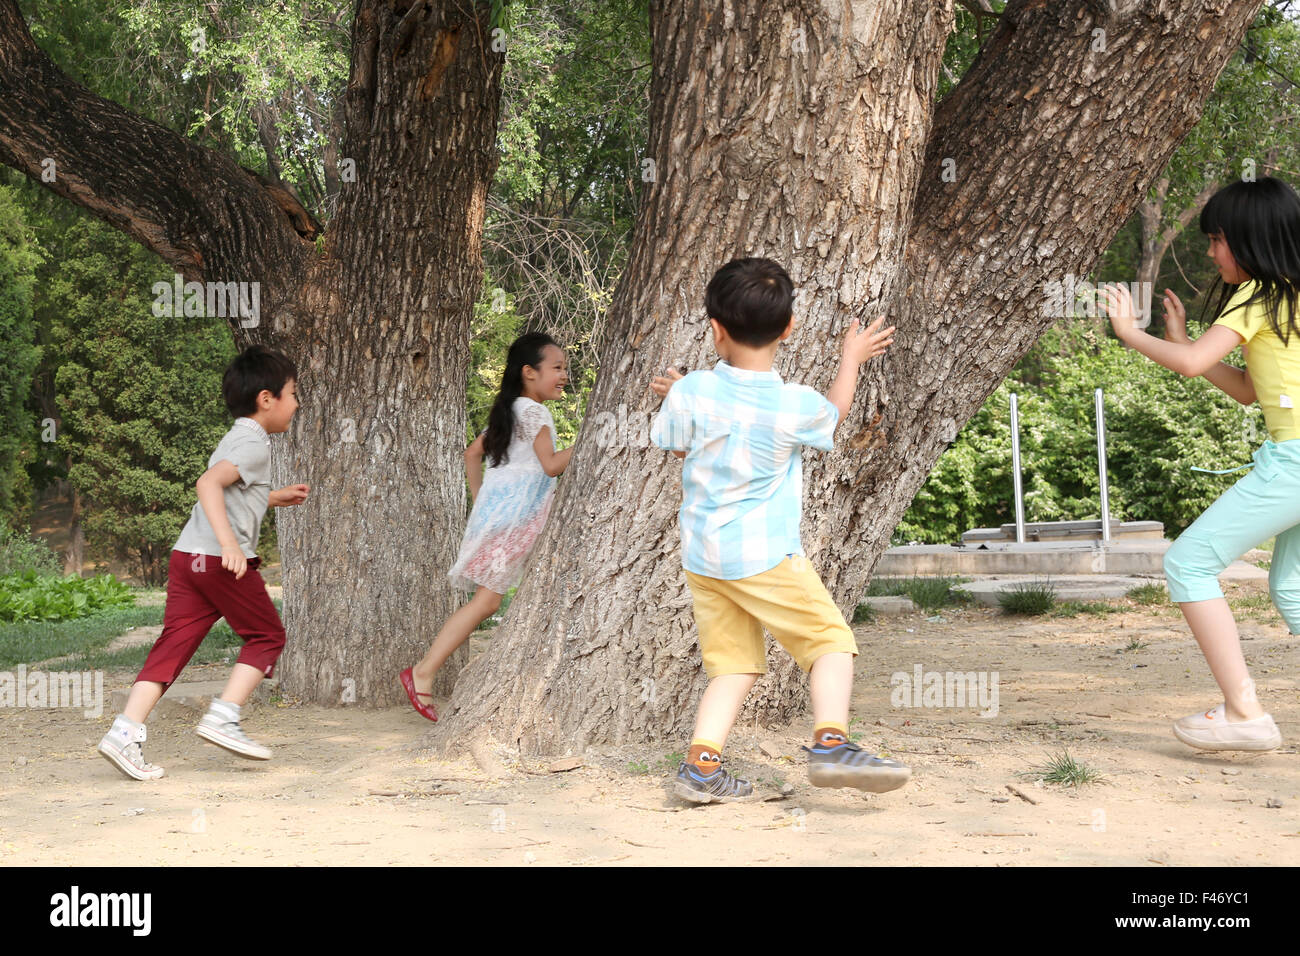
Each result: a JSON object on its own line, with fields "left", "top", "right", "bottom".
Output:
{"left": 1106, "top": 175, "right": 1300, "bottom": 754}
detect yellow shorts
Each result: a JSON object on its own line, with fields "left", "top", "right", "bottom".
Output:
{"left": 684, "top": 554, "right": 859, "bottom": 678}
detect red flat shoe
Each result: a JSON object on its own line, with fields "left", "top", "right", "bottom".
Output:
{"left": 399, "top": 667, "right": 438, "bottom": 722}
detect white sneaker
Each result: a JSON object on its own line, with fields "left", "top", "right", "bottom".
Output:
{"left": 98, "top": 715, "right": 165, "bottom": 780}
{"left": 195, "top": 706, "right": 271, "bottom": 760}
{"left": 1172, "top": 703, "right": 1282, "bottom": 752}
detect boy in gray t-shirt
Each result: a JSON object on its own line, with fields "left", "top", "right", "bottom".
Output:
{"left": 174, "top": 420, "right": 273, "bottom": 559}
{"left": 98, "top": 345, "right": 310, "bottom": 781}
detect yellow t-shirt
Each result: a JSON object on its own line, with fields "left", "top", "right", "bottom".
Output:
{"left": 1212, "top": 280, "right": 1300, "bottom": 442}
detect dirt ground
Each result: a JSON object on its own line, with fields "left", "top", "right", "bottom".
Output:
{"left": 2, "top": 579, "right": 1297, "bottom": 867}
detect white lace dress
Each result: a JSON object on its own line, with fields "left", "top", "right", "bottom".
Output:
{"left": 447, "top": 397, "right": 558, "bottom": 595}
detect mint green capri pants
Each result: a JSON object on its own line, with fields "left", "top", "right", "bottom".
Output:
{"left": 1163, "top": 438, "right": 1300, "bottom": 634}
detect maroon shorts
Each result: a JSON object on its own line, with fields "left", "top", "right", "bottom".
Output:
{"left": 136, "top": 549, "right": 287, "bottom": 689}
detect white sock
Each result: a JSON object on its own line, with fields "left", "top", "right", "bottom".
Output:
{"left": 110, "top": 713, "right": 145, "bottom": 743}
{"left": 209, "top": 698, "right": 240, "bottom": 722}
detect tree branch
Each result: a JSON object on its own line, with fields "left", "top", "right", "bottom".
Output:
{"left": 0, "top": 0, "right": 315, "bottom": 281}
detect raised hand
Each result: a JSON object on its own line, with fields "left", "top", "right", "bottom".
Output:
{"left": 841, "top": 314, "right": 895, "bottom": 365}
{"left": 651, "top": 366, "right": 685, "bottom": 399}
{"left": 1102, "top": 283, "right": 1140, "bottom": 340}
{"left": 274, "top": 483, "right": 310, "bottom": 507}
{"left": 1162, "top": 289, "right": 1189, "bottom": 344}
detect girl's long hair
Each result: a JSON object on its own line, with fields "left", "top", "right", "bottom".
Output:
{"left": 483, "top": 332, "right": 560, "bottom": 468}
{"left": 1197, "top": 175, "right": 1300, "bottom": 342}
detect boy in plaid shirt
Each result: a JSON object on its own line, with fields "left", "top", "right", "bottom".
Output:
{"left": 650, "top": 257, "right": 909, "bottom": 802}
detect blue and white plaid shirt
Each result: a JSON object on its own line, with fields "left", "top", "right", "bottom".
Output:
{"left": 650, "top": 359, "right": 840, "bottom": 580}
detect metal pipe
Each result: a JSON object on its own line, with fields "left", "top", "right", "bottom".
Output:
{"left": 1010, "top": 392, "right": 1025, "bottom": 543}
{"left": 1095, "top": 387, "right": 1111, "bottom": 542}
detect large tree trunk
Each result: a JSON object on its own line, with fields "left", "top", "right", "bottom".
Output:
{"left": 0, "top": 0, "right": 503, "bottom": 703}
{"left": 275, "top": 1, "right": 503, "bottom": 703}
{"left": 433, "top": 0, "right": 954, "bottom": 753}
{"left": 434, "top": 0, "right": 1266, "bottom": 757}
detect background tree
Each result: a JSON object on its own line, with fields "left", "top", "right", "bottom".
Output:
{"left": 476, "top": 0, "right": 650, "bottom": 435}
{"left": 0, "top": 0, "right": 505, "bottom": 701}
{"left": 0, "top": 183, "right": 39, "bottom": 529}
{"left": 38, "top": 216, "right": 235, "bottom": 584}
{"left": 1132, "top": 6, "right": 1299, "bottom": 296}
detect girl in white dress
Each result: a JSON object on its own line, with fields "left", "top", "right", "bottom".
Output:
{"left": 400, "top": 332, "right": 573, "bottom": 720}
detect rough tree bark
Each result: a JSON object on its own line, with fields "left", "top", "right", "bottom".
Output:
{"left": 0, "top": 0, "right": 504, "bottom": 702}
{"left": 434, "top": 0, "right": 1266, "bottom": 757}
{"left": 434, "top": 0, "right": 954, "bottom": 753}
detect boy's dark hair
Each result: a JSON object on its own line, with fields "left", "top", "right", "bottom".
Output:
{"left": 222, "top": 344, "right": 297, "bottom": 417}
{"left": 705, "top": 257, "right": 794, "bottom": 348}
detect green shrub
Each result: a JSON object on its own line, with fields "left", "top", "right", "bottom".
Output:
{"left": 997, "top": 578, "right": 1057, "bottom": 615}
{"left": 894, "top": 319, "right": 1263, "bottom": 545}
{"left": 0, "top": 526, "right": 61, "bottom": 577}
{"left": 0, "top": 570, "right": 136, "bottom": 623}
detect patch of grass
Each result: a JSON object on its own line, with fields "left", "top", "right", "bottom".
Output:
{"left": 851, "top": 602, "right": 876, "bottom": 624}
{"left": 865, "top": 577, "right": 905, "bottom": 597}
{"left": 54, "top": 618, "right": 245, "bottom": 672}
{"left": 132, "top": 587, "right": 168, "bottom": 607}
{"left": 1120, "top": 637, "right": 1149, "bottom": 652}
{"left": 997, "top": 577, "right": 1057, "bottom": 615}
{"left": 658, "top": 751, "right": 684, "bottom": 771}
{"left": 847, "top": 717, "right": 864, "bottom": 744}
{"left": 1019, "top": 749, "right": 1103, "bottom": 787}
{"left": 1230, "top": 593, "right": 1272, "bottom": 610}
{"left": 1050, "top": 600, "right": 1118, "bottom": 618}
{"left": 0, "top": 605, "right": 163, "bottom": 668}
{"left": 1125, "top": 583, "right": 1167, "bottom": 606}
{"left": 627, "top": 760, "right": 650, "bottom": 775}
{"left": 866, "top": 575, "right": 974, "bottom": 612}
{"left": 3, "top": 597, "right": 283, "bottom": 673}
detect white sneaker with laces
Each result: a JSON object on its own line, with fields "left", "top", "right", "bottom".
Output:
{"left": 98, "top": 714, "right": 165, "bottom": 780}
{"left": 1172, "top": 703, "right": 1282, "bottom": 752}
{"left": 195, "top": 700, "right": 271, "bottom": 760}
